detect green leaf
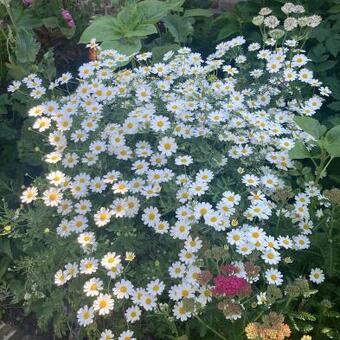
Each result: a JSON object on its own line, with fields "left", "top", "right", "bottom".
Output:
{"left": 217, "top": 22, "right": 240, "bottom": 41}
{"left": 116, "top": 8, "right": 140, "bottom": 30}
{"left": 0, "top": 94, "right": 10, "bottom": 114}
{"left": 137, "top": 0, "right": 170, "bottom": 24}
{"left": 151, "top": 43, "right": 179, "bottom": 61}
{"left": 325, "top": 37, "right": 340, "bottom": 57}
{"left": 294, "top": 116, "right": 327, "bottom": 140}
{"left": 79, "top": 16, "right": 121, "bottom": 43}
{"left": 184, "top": 9, "right": 213, "bottom": 17}
{"left": 315, "top": 60, "right": 337, "bottom": 72}
{"left": 15, "top": 28, "right": 40, "bottom": 64}
{"left": 0, "top": 121, "right": 17, "bottom": 140}
{"left": 162, "top": 14, "right": 194, "bottom": 43}
{"left": 100, "top": 38, "right": 142, "bottom": 56}
{"left": 328, "top": 101, "right": 340, "bottom": 112}
{"left": 325, "top": 125, "right": 340, "bottom": 157}
{"left": 310, "top": 26, "right": 329, "bottom": 42}
{"left": 166, "top": 0, "right": 185, "bottom": 10}
{"left": 330, "top": 174, "right": 340, "bottom": 184}
{"left": 289, "top": 141, "right": 311, "bottom": 159}
{"left": 0, "top": 238, "right": 12, "bottom": 258}
{"left": 290, "top": 311, "right": 316, "bottom": 322}
{"left": 42, "top": 17, "right": 59, "bottom": 29}
{"left": 125, "top": 23, "right": 157, "bottom": 38}
{"left": 309, "top": 43, "right": 327, "bottom": 63}
{"left": 328, "top": 5, "right": 340, "bottom": 13}
{"left": 0, "top": 256, "right": 11, "bottom": 280}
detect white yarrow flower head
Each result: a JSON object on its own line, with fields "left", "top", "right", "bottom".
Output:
{"left": 309, "top": 268, "right": 325, "bottom": 284}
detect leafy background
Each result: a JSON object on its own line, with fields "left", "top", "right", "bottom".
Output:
{"left": 0, "top": 0, "right": 339, "bottom": 338}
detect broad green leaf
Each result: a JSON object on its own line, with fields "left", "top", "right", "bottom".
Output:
{"left": 0, "top": 256, "right": 11, "bottom": 280}
{"left": 0, "top": 121, "right": 17, "bottom": 140}
{"left": 294, "top": 116, "right": 327, "bottom": 140}
{"left": 137, "top": 0, "right": 170, "bottom": 24}
{"left": 326, "top": 115, "right": 340, "bottom": 127}
{"left": 5, "top": 62, "right": 27, "bottom": 80}
{"left": 328, "top": 5, "right": 340, "bottom": 13}
{"left": 116, "top": 8, "right": 140, "bottom": 30}
{"left": 166, "top": 0, "right": 185, "bottom": 10}
{"left": 325, "top": 37, "right": 340, "bottom": 57}
{"left": 42, "top": 17, "right": 59, "bottom": 29}
{"left": 151, "top": 43, "right": 179, "bottom": 61}
{"left": 15, "top": 28, "right": 40, "bottom": 64}
{"left": 329, "top": 173, "right": 340, "bottom": 184}
{"left": 0, "top": 94, "right": 10, "bottom": 114}
{"left": 310, "top": 26, "right": 329, "bottom": 42}
{"left": 79, "top": 16, "right": 121, "bottom": 43}
{"left": 328, "top": 101, "right": 340, "bottom": 111}
{"left": 309, "top": 43, "right": 327, "bottom": 62}
{"left": 217, "top": 22, "right": 240, "bottom": 41}
{"left": 162, "top": 14, "right": 194, "bottom": 43}
{"left": 60, "top": 25, "right": 76, "bottom": 39}
{"left": 100, "top": 39, "right": 141, "bottom": 56}
{"left": 315, "top": 60, "right": 337, "bottom": 72}
{"left": 184, "top": 8, "right": 213, "bottom": 17}
{"left": 0, "top": 238, "right": 12, "bottom": 258}
{"left": 289, "top": 141, "right": 311, "bottom": 160}
{"left": 325, "top": 125, "right": 340, "bottom": 157}
{"left": 176, "top": 336, "right": 188, "bottom": 340}
{"left": 125, "top": 23, "right": 157, "bottom": 38}
{"left": 13, "top": 8, "right": 41, "bottom": 29}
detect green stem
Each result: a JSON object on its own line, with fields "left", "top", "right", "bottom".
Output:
{"left": 316, "top": 154, "right": 334, "bottom": 184}
{"left": 275, "top": 206, "right": 283, "bottom": 237}
{"left": 195, "top": 315, "right": 228, "bottom": 340}
{"left": 4, "top": 3, "right": 16, "bottom": 32}
{"left": 328, "top": 206, "right": 335, "bottom": 277}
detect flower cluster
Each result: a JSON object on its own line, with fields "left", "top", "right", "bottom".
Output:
{"left": 14, "top": 3, "right": 329, "bottom": 339}
{"left": 245, "top": 312, "right": 291, "bottom": 340}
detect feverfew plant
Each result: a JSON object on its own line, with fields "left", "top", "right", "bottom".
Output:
{"left": 12, "top": 3, "right": 332, "bottom": 339}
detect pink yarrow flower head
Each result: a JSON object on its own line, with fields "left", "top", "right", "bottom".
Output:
{"left": 23, "top": 0, "right": 33, "bottom": 5}
{"left": 220, "top": 264, "right": 239, "bottom": 276}
{"left": 61, "top": 9, "right": 75, "bottom": 28}
{"left": 213, "top": 274, "right": 251, "bottom": 297}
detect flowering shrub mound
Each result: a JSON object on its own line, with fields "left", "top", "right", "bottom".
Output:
{"left": 13, "top": 3, "right": 332, "bottom": 339}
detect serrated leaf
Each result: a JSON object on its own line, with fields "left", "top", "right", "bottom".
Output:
{"left": 15, "top": 28, "right": 40, "bottom": 64}
{"left": 294, "top": 116, "right": 327, "bottom": 140}
{"left": 290, "top": 311, "right": 316, "bottom": 321}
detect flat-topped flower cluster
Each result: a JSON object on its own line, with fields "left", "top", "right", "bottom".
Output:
{"left": 14, "top": 3, "right": 329, "bottom": 339}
